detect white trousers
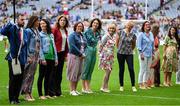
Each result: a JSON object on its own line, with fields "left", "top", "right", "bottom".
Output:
{"left": 176, "top": 55, "right": 180, "bottom": 84}
{"left": 138, "top": 56, "right": 152, "bottom": 84}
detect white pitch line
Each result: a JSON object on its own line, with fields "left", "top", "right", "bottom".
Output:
{"left": 104, "top": 93, "right": 180, "bottom": 100}
{"left": 0, "top": 86, "right": 179, "bottom": 101}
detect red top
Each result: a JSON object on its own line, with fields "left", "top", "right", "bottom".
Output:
{"left": 52, "top": 27, "right": 69, "bottom": 57}
{"left": 154, "top": 36, "right": 159, "bottom": 48}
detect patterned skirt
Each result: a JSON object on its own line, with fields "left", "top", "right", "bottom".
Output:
{"left": 21, "top": 52, "right": 39, "bottom": 94}
{"left": 162, "top": 46, "right": 178, "bottom": 72}
{"left": 99, "top": 50, "right": 114, "bottom": 71}
{"left": 67, "top": 53, "right": 84, "bottom": 82}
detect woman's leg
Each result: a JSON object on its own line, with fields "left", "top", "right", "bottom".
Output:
{"left": 70, "top": 81, "right": 76, "bottom": 91}
{"left": 138, "top": 56, "right": 146, "bottom": 88}
{"left": 117, "top": 53, "right": 126, "bottom": 87}
{"left": 37, "top": 64, "right": 46, "bottom": 97}
{"left": 126, "top": 55, "right": 135, "bottom": 87}
{"left": 102, "top": 70, "right": 111, "bottom": 89}
{"left": 167, "top": 72, "right": 172, "bottom": 86}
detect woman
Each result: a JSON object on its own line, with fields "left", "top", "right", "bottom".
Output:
{"left": 81, "top": 18, "right": 102, "bottom": 93}
{"left": 162, "top": 26, "right": 179, "bottom": 87}
{"left": 137, "top": 21, "right": 154, "bottom": 89}
{"left": 150, "top": 24, "right": 160, "bottom": 87}
{"left": 67, "top": 22, "right": 86, "bottom": 96}
{"left": 99, "top": 23, "right": 116, "bottom": 93}
{"left": 52, "top": 15, "right": 69, "bottom": 96}
{"left": 21, "top": 16, "right": 40, "bottom": 101}
{"left": 38, "top": 19, "right": 58, "bottom": 99}
{"left": 176, "top": 28, "right": 180, "bottom": 84}
{"left": 116, "top": 21, "right": 137, "bottom": 92}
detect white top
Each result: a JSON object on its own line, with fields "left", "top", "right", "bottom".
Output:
{"left": 60, "top": 29, "right": 67, "bottom": 51}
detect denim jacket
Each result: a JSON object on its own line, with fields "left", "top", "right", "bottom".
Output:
{"left": 26, "top": 28, "right": 41, "bottom": 57}
{"left": 137, "top": 32, "right": 154, "bottom": 57}
{"left": 39, "top": 31, "right": 58, "bottom": 61}
{"left": 68, "top": 32, "right": 87, "bottom": 57}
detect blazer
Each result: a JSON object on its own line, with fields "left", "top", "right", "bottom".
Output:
{"left": 52, "top": 27, "right": 69, "bottom": 57}
{"left": 0, "top": 22, "right": 28, "bottom": 65}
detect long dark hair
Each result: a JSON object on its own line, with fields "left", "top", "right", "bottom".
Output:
{"left": 39, "top": 19, "right": 52, "bottom": 34}
{"left": 55, "top": 15, "right": 69, "bottom": 29}
{"left": 168, "top": 26, "right": 180, "bottom": 50}
{"left": 89, "top": 18, "right": 102, "bottom": 32}
{"left": 168, "top": 26, "right": 178, "bottom": 40}
{"left": 141, "top": 21, "right": 150, "bottom": 32}
{"left": 26, "top": 15, "right": 39, "bottom": 28}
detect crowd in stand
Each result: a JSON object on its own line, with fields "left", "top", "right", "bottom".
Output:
{"left": 0, "top": 0, "right": 179, "bottom": 25}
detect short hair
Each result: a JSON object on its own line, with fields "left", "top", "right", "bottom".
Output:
{"left": 141, "top": 21, "right": 150, "bottom": 32}
{"left": 125, "top": 21, "right": 134, "bottom": 29}
{"left": 26, "top": 15, "right": 39, "bottom": 28}
{"left": 40, "top": 19, "right": 52, "bottom": 34}
{"left": 16, "top": 13, "right": 24, "bottom": 19}
{"left": 55, "top": 15, "right": 69, "bottom": 29}
{"left": 89, "top": 18, "right": 102, "bottom": 31}
{"left": 73, "top": 22, "right": 84, "bottom": 32}
{"left": 151, "top": 24, "right": 159, "bottom": 37}
{"left": 107, "top": 23, "right": 116, "bottom": 32}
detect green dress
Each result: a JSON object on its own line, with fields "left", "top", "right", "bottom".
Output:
{"left": 81, "top": 28, "right": 100, "bottom": 80}
{"left": 162, "top": 35, "right": 178, "bottom": 72}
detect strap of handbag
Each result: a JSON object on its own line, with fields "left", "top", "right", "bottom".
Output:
{"left": 10, "top": 27, "right": 24, "bottom": 64}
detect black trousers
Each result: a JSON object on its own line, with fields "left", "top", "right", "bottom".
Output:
{"left": 154, "top": 60, "right": 160, "bottom": 87}
{"left": 8, "top": 61, "right": 24, "bottom": 102}
{"left": 37, "top": 60, "right": 55, "bottom": 96}
{"left": 54, "top": 51, "right": 65, "bottom": 96}
{"left": 117, "top": 54, "right": 135, "bottom": 86}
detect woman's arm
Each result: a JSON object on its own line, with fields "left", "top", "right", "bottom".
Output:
{"left": 116, "top": 33, "right": 120, "bottom": 48}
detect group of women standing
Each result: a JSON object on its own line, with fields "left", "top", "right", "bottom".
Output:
{"left": 5, "top": 14, "right": 179, "bottom": 102}
{"left": 18, "top": 15, "right": 69, "bottom": 101}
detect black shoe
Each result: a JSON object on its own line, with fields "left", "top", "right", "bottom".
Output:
{"left": 10, "top": 101, "right": 16, "bottom": 104}
{"left": 15, "top": 100, "right": 20, "bottom": 104}
{"left": 56, "top": 93, "right": 61, "bottom": 97}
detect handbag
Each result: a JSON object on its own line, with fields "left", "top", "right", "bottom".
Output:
{"left": 11, "top": 57, "right": 21, "bottom": 75}
{"left": 11, "top": 28, "right": 23, "bottom": 75}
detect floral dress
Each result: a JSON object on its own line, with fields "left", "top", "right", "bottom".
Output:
{"left": 99, "top": 34, "right": 116, "bottom": 71}
{"left": 162, "top": 35, "right": 178, "bottom": 72}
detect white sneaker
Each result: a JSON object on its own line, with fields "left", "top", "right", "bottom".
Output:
{"left": 132, "top": 87, "right": 137, "bottom": 92}
{"left": 82, "top": 89, "right": 88, "bottom": 94}
{"left": 4, "top": 49, "right": 8, "bottom": 53}
{"left": 87, "top": 90, "right": 93, "bottom": 94}
{"left": 100, "top": 88, "right": 104, "bottom": 92}
{"left": 176, "top": 82, "right": 180, "bottom": 84}
{"left": 119, "top": 87, "right": 124, "bottom": 91}
{"left": 70, "top": 90, "right": 78, "bottom": 96}
{"left": 75, "top": 91, "right": 81, "bottom": 95}
{"left": 100, "top": 88, "right": 110, "bottom": 93}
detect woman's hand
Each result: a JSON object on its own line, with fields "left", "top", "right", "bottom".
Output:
{"left": 41, "top": 60, "right": 47, "bottom": 65}
{"left": 55, "top": 60, "right": 58, "bottom": 66}
{"left": 80, "top": 54, "right": 85, "bottom": 60}
{"left": 163, "top": 54, "right": 166, "bottom": 60}
{"left": 27, "top": 57, "right": 33, "bottom": 64}
{"left": 140, "top": 53, "right": 144, "bottom": 60}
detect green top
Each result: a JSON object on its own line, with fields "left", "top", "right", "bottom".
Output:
{"left": 84, "top": 28, "right": 100, "bottom": 48}
{"left": 164, "top": 35, "right": 177, "bottom": 47}
{"left": 44, "top": 35, "right": 55, "bottom": 60}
